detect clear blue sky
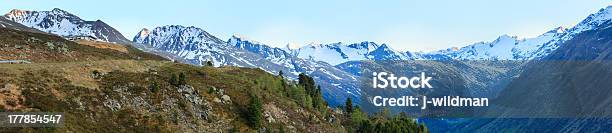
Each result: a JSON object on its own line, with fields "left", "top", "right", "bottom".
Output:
{"left": 1, "top": 0, "right": 610, "bottom": 52}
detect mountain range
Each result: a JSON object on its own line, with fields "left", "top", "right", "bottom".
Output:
{"left": 127, "top": 4, "right": 605, "bottom": 107}
{"left": 2, "top": 4, "right": 612, "bottom": 132}
{"left": 430, "top": 6, "right": 612, "bottom": 132}
{"left": 4, "top": 5, "right": 612, "bottom": 108}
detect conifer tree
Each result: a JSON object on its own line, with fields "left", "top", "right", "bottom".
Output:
{"left": 346, "top": 97, "right": 353, "bottom": 114}
{"left": 248, "top": 94, "right": 263, "bottom": 129}
{"left": 178, "top": 72, "right": 187, "bottom": 85}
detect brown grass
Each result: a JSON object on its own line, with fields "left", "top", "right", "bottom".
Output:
{"left": 0, "top": 60, "right": 171, "bottom": 89}
{"left": 0, "top": 83, "right": 26, "bottom": 110}
{"left": 73, "top": 39, "right": 128, "bottom": 53}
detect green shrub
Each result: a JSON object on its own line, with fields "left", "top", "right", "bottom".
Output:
{"left": 150, "top": 81, "right": 160, "bottom": 93}
{"left": 169, "top": 73, "right": 178, "bottom": 86}
{"left": 208, "top": 87, "right": 215, "bottom": 94}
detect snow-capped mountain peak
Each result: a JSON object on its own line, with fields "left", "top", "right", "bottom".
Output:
{"left": 492, "top": 34, "right": 516, "bottom": 44}
{"left": 229, "top": 34, "right": 265, "bottom": 46}
{"left": 428, "top": 5, "right": 612, "bottom": 61}
{"left": 50, "top": 8, "right": 71, "bottom": 15}
{"left": 228, "top": 35, "right": 294, "bottom": 64}
{"left": 570, "top": 5, "right": 612, "bottom": 34}
{"left": 367, "top": 43, "right": 409, "bottom": 60}
{"left": 138, "top": 28, "right": 149, "bottom": 36}
{"left": 289, "top": 41, "right": 412, "bottom": 65}
{"left": 426, "top": 26, "right": 567, "bottom": 60}
{"left": 529, "top": 6, "right": 612, "bottom": 59}
{"left": 285, "top": 43, "right": 301, "bottom": 50}
{"left": 138, "top": 28, "right": 150, "bottom": 38}
{"left": 5, "top": 9, "right": 27, "bottom": 18}
{"left": 347, "top": 41, "right": 380, "bottom": 50}
{"left": 134, "top": 25, "right": 225, "bottom": 50}
{"left": 544, "top": 26, "right": 566, "bottom": 34}
{"left": 133, "top": 28, "right": 150, "bottom": 43}
{"left": 3, "top": 8, "right": 129, "bottom": 43}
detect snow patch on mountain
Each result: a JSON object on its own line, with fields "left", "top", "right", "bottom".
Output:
{"left": 568, "top": 5, "right": 612, "bottom": 35}
{"left": 426, "top": 27, "right": 565, "bottom": 60}
{"left": 134, "top": 27, "right": 362, "bottom": 106}
{"left": 4, "top": 8, "right": 129, "bottom": 43}
{"left": 133, "top": 25, "right": 236, "bottom": 66}
{"left": 531, "top": 5, "right": 612, "bottom": 58}
{"left": 287, "top": 41, "right": 415, "bottom": 65}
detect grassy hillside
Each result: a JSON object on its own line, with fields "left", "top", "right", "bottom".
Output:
{"left": 0, "top": 27, "right": 345, "bottom": 132}
{"left": 0, "top": 27, "right": 427, "bottom": 132}
{"left": 0, "top": 60, "right": 349, "bottom": 132}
